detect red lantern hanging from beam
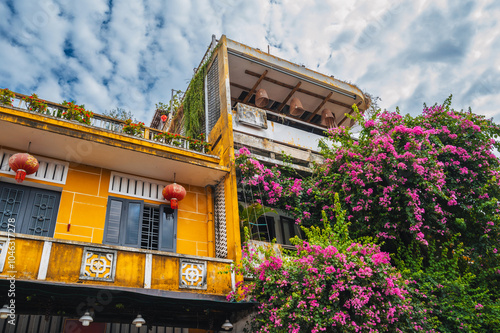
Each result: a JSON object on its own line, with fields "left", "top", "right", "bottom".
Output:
{"left": 8, "top": 153, "right": 39, "bottom": 183}
{"left": 162, "top": 182, "right": 186, "bottom": 209}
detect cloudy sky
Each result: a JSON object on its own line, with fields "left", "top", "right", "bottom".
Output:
{"left": 1, "top": 0, "right": 499, "bottom": 124}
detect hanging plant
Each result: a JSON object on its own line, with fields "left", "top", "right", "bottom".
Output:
{"left": 182, "top": 45, "right": 219, "bottom": 138}
{"left": 183, "top": 64, "right": 208, "bottom": 138}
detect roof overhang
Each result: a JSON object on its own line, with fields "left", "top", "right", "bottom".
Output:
{"left": 225, "top": 38, "right": 369, "bottom": 129}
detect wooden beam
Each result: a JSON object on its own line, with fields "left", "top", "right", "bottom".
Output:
{"left": 306, "top": 92, "right": 333, "bottom": 122}
{"left": 245, "top": 70, "right": 352, "bottom": 109}
{"left": 230, "top": 82, "right": 250, "bottom": 92}
{"left": 276, "top": 82, "right": 301, "bottom": 113}
{"left": 242, "top": 70, "right": 268, "bottom": 103}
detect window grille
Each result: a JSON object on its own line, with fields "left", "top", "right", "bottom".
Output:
{"left": 141, "top": 206, "right": 160, "bottom": 250}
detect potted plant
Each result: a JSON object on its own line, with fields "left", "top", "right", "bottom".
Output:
{"left": 123, "top": 119, "right": 145, "bottom": 136}
{"left": 23, "top": 93, "right": 48, "bottom": 113}
{"left": 0, "top": 88, "right": 15, "bottom": 106}
{"left": 156, "top": 90, "right": 183, "bottom": 122}
{"left": 61, "top": 100, "right": 94, "bottom": 125}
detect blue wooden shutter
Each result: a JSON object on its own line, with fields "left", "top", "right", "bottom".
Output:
{"left": 103, "top": 198, "right": 124, "bottom": 245}
{"left": 158, "top": 205, "right": 177, "bottom": 252}
{"left": 22, "top": 188, "right": 61, "bottom": 237}
{"left": 103, "top": 196, "right": 143, "bottom": 248}
{"left": 0, "top": 183, "right": 28, "bottom": 233}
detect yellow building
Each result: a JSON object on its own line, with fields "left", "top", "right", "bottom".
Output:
{"left": 0, "top": 85, "right": 249, "bottom": 330}
{"left": 0, "top": 35, "right": 368, "bottom": 332}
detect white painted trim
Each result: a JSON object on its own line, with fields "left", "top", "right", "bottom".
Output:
{"left": 108, "top": 171, "right": 168, "bottom": 202}
{"left": 37, "top": 241, "right": 52, "bottom": 280}
{"left": 0, "top": 238, "right": 8, "bottom": 273}
{"left": 231, "top": 270, "right": 236, "bottom": 292}
{"left": 0, "top": 149, "right": 69, "bottom": 185}
{"left": 144, "top": 253, "right": 152, "bottom": 289}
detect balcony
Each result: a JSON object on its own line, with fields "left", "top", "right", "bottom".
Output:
{"left": 0, "top": 233, "right": 252, "bottom": 328}
{"left": 0, "top": 92, "right": 228, "bottom": 187}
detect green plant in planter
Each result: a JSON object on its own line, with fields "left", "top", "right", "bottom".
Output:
{"left": 23, "top": 93, "right": 48, "bottom": 113}
{"left": 0, "top": 88, "right": 15, "bottom": 106}
{"left": 188, "top": 133, "right": 211, "bottom": 152}
{"left": 123, "top": 119, "right": 145, "bottom": 136}
{"left": 61, "top": 100, "right": 94, "bottom": 125}
{"left": 156, "top": 90, "right": 183, "bottom": 119}
{"left": 153, "top": 132, "right": 181, "bottom": 145}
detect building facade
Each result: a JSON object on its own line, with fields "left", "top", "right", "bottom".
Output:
{"left": 0, "top": 89, "right": 250, "bottom": 332}
{"left": 0, "top": 35, "right": 369, "bottom": 332}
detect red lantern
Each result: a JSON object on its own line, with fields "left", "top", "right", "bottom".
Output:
{"left": 8, "top": 153, "right": 39, "bottom": 183}
{"left": 162, "top": 183, "right": 186, "bottom": 209}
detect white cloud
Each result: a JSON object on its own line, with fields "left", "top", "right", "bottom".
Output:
{"left": 1, "top": 0, "right": 500, "bottom": 124}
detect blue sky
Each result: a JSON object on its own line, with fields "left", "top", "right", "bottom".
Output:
{"left": 1, "top": 0, "right": 499, "bottom": 124}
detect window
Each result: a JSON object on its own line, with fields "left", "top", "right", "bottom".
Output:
{"left": 251, "top": 215, "right": 301, "bottom": 246}
{"left": 0, "top": 182, "right": 61, "bottom": 237}
{"left": 279, "top": 216, "right": 299, "bottom": 246}
{"left": 252, "top": 216, "right": 276, "bottom": 242}
{"left": 102, "top": 196, "right": 177, "bottom": 252}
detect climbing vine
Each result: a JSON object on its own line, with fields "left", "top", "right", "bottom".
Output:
{"left": 183, "top": 46, "right": 219, "bottom": 137}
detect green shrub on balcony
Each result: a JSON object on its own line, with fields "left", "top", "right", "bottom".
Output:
{"left": 23, "top": 93, "right": 48, "bottom": 113}
{"left": 0, "top": 88, "right": 14, "bottom": 106}
{"left": 123, "top": 119, "right": 145, "bottom": 136}
{"left": 61, "top": 100, "right": 94, "bottom": 125}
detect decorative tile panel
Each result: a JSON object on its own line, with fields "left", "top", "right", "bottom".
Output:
{"left": 179, "top": 259, "right": 207, "bottom": 290}
{"left": 79, "top": 247, "right": 117, "bottom": 282}
{"left": 236, "top": 103, "right": 268, "bottom": 129}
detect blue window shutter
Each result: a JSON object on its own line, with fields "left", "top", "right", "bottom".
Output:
{"left": 103, "top": 198, "right": 124, "bottom": 245}
{"left": 0, "top": 183, "right": 27, "bottom": 233}
{"left": 158, "top": 205, "right": 177, "bottom": 252}
{"left": 22, "top": 189, "right": 61, "bottom": 237}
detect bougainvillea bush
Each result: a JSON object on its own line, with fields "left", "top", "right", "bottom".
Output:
{"left": 234, "top": 97, "right": 500, "bottom": 331}
{"left": 229, "top": 197, "right": 424, "bottom": 332}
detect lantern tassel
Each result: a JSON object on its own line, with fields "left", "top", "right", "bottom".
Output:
{"left": 170, "top": 198, "right": 178, "bottom": 210}
{"left": 15, "top": 169, "right": 27, "bottom": 183}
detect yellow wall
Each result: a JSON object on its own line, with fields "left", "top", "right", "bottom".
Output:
{"left": 1, "top": 154, "right": 212, "bottom": 257}
{"left": 5, "top": 237, "right": 233, "bottom": 296}
{"left": 207, "top": 37, "right": 242, "bottom": 262}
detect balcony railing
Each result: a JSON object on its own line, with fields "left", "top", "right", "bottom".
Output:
{"left": 3, "top": 92, "right": 214, "bottom": 156}
{"left": 0, "top": 233, "right": 234, "bottom": 295}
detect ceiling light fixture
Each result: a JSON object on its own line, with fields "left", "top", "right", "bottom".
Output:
{"left": 79, "top": 311, "right": 93, "bottom": 327}
{"left": 132, "top": 314, "right": 146, "bottom": 328}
